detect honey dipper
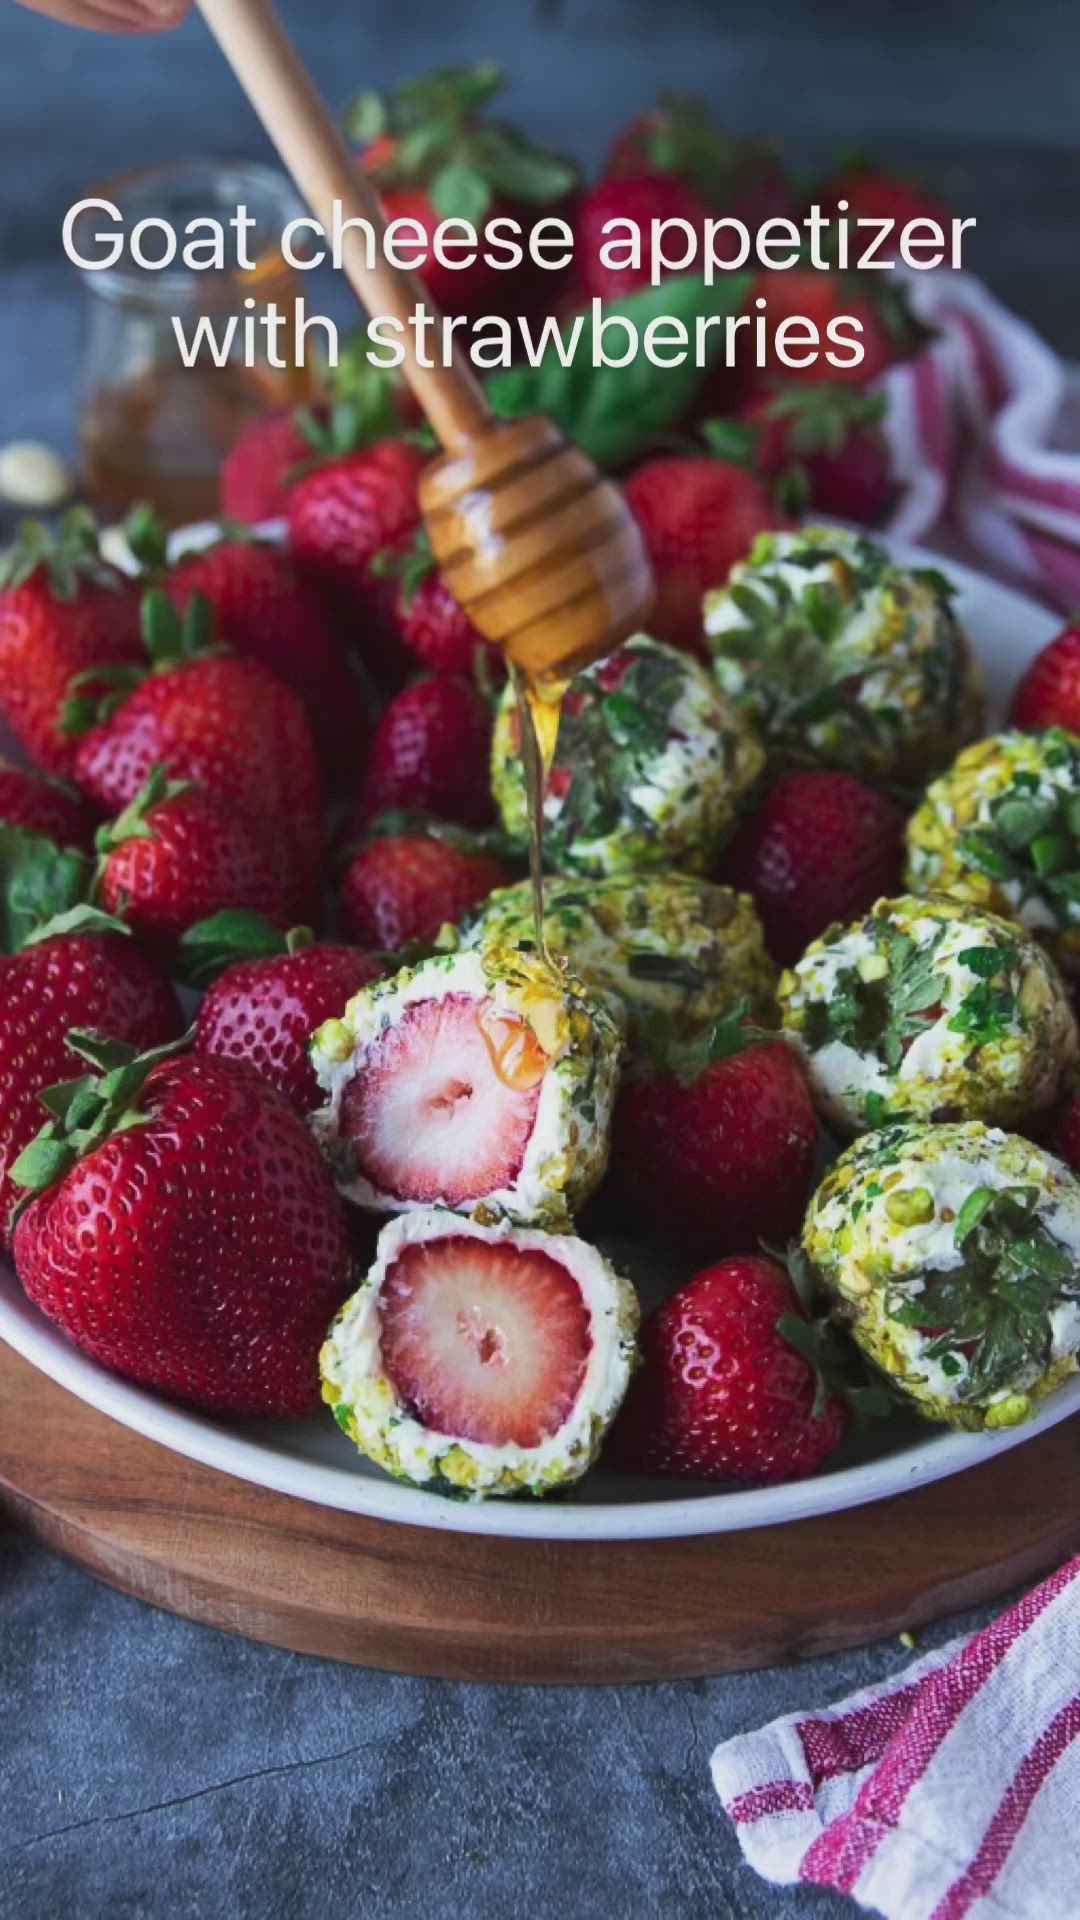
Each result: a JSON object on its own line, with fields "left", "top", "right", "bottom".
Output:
{"left": 197, "top": 0, "right": 655, "bottom": 681}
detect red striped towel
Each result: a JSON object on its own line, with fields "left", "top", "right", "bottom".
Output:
{"left": 712, "top": 1554, "right": 1080, "bottom": 1919}
{"left": 881, "top": 272, "right": 1080, "bottom": 611}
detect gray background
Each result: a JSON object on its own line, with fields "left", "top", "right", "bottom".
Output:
{"left": 1, "top": 2, "right": 1077, "bottom": 1915}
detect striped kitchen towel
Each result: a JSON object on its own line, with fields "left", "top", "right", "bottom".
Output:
{"left": 881, "top": 271, "right": 1080, "bottom": 612}
{"left": 711, "top": 1553, "right": 1080, "bottom": 1920}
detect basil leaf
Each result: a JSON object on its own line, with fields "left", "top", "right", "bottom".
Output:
{"left": 486, "top": 274, "right": 751, "bottom": 471}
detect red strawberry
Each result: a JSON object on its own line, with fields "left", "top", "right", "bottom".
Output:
{"left": 340, "top": 831, "right": 509, "bottom": 950}
{"left": 608, "top": 1256, "right": 848, "bottom": 1485}
{"left": 729, "top": 384, "right": 894, "bottom": 523}
{"left": 194, "top": 932, "right": 383, "bottom": 1114}
{"left": 338, "top": 994, "right": 543, "bottom": 1208}
{"left": 814, "top": 163, "right": 950, "bottom": 243}
{"left": 161, "top": 531, "right": 370, "bottom": 785}
{"left": 287, "top": 439, "right": 425, "bottom": 623}
{"left": 1009, "top": 625, "right": 1080, "bottom": 734}
{"left": 719, "top": 770, "right": 906, "bottom": 965}
{"left": 609, "top": 1010, "right": 818, "bottom": 1254}
{"left": 219, "top": 408, "right": 310, "bottom": 524}
{"left": 355, "top": 675, "right": 496, "bottom": 831}
{"left": 605, "top": 95, "right": 794, "bottom": 231}
{"left": 376, "top": 528, "right": 494, "bottom": 678}
{"left": 735, "top": 267, "right": 914, "bottom": 400}
{"left": 73, "top": 592, "right": 323, "bottom": 923}
{"left": 0, "top": 510, "right": 142, "bottom": 777}
{"left": 0, "top": 764, "right": 95, "bottom": 851}
{"left": 576, "top": 172, "right": 710, "bottom": 301}
{"left": 12, "top": 1047, "right": 352, "bottom": 1417}
{"left": 97, "top": 771, "right": 287, "bottom": 947}
{"left": 0, "top": 933, "right": 181, "bottom": 1249}
{"left": 624, "top": 457, "right": 783, "bottom": 655}
{"left": 1051, "top": 1089, "right": 1080, "bottom": 1178}
{"left": 379, "top": 1234, "right": 591, "bottom": 1448}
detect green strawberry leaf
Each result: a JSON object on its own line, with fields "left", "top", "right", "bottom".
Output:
{"left": 0, "top": 506, "right": 120, "bottom": 598}
{"left": 178, "top": 910, "right": 291, "bottom": 987}
{"left": 0, "top": 825, "right": 111, "bottom": 955}
{"left": 96, "top": 764, "right": 190, "bottom": 856}
{"left": 429, "top": 163, "right": 492, "bottom": 225}
{"left": 701, "top": 418, "right": 757, "bottom": 466}
{"left": 486, "top": 274, "right": 751, "bottom": 471}
{"left": 123, "top": 503, "right": 171, "bottom": 574}
{"left": 8, "top": 1025, "right": 191, "bottom": 1226}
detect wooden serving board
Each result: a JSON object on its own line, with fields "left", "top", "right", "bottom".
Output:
{"left": 2, "top": 1340, "right": 1079, "bottom": 1684}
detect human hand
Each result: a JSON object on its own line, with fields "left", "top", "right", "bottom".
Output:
{"left": 15, "top": 0, "right": 191, "bottom": 32}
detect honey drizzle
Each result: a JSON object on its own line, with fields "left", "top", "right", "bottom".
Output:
{"left": 510, "top": 663, "right": 569, "bottom": 963}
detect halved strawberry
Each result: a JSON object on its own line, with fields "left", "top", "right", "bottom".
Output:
{"left": 378, "top": 1234, "right": 591, "bottom": 1448}
{"left": 338, "top": 993, "right": 541, "bottom": 1208}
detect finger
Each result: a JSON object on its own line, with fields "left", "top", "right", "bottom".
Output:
{"left": 15, "top": 0, "right": 191, "bottom": 32}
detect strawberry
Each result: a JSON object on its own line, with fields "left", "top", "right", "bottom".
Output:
{"left": 11, "top": 1045, "right": 352, "bottom": 1416}
{"left": 339, "top": 994, "right": 545, "bottom": 1209}
{"left": 1051, "top": 1088, "right": 1080, "bottom": 1179}
{"left": 734, "top": 266, "right": 917, "bottom": 401}
{"left": 340, "top": 830, "right": 509, "bottom": 950}
{"left": 96, "top": 769, "right": 287, "bottom": 947}
{"left": 609, "top": 1008, "right": 818, "bottom": 1254}
{"left": 607, "top": 1255, "right": 849, "bottom": 1485}
{"left": 604, "top": 93, "right": 794, "bottom": 230}
{"left": 719, "top": 770, "right": 906, "bottom": 965}
{"left": 286, "top": 439, "right": 425, "bottom": 626}
{"left": 1009, "top": 624, "right": 1080, "bottom": 734}
{"left": 219, "top": 408, "right": 310, "bottom": 524}
{"left": 717, "top": 384, "right": 894, "bottom": 523}
{"left": 378, "top": 1234, "right": 592, "bottom": 1449}
{"left": 813, "top": 161, "right": 950, "bottom": 243}
{"left": 72, "top": 592, "right": 324, "bottom": 923}
{"left": 0, "top": 510, "right": 142, "bottom": 777}
{"left": 135, "top": 517, "right": 370, "bottom": 786}
{"left": 193, "top": 926, "right": 383, "bottom": 1114}
{"left": 345, "top": 63, "right": 578, "bottom": 316}
{"left": 624, "top": 456, "right": 783, "bottom": 656}
{"left": 354, "top": 675, "right": 496, "bottom": 831}
{"left": 576, "top": 172, "right": 710, "bottom": 302}
{"left": 0, "top": 764, "right": 95, "bottom": 851}
{"left": 374, "top": 527, "right": 494, "bottom": 678}
{"left": 0, "top": 930, "right": 181, "bottom": 1249}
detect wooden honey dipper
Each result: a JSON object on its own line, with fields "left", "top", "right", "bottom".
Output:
{"left": 197, "top": 0, "right": 655, "bottom": 681}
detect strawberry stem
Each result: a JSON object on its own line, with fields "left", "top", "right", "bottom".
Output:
{"left": 9, "top": 1026, "right": 191, "bottom": 1226}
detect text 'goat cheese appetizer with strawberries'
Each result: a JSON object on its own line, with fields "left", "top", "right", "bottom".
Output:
{"left": 780, "top": 894, "right": 1077, "bottom": 1135}
{"left": 309, "top": 945, "right": 621, "bottom": 1227}
{"left": 320, "top": 1211, "right": 639, "bottom": 1498}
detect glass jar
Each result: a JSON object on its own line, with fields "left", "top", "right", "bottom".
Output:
{"left": 73, "top": 160, "right": 313, "bottom": 528}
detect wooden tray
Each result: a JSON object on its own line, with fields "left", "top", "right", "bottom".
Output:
{"left": 2, "top": 1340, "right": 1078, "bottom": 1684}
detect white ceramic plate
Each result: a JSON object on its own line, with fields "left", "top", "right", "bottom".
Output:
{"left": 2, "top": 538, "right": 1076, "bottom": 1542}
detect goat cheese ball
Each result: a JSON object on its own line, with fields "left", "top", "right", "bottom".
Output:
{"left": 780, "top": 895, "right": 1077, "bottom": 1135}
{"left": 703, "top": 527, "right": 982, "bottom": 786}
{"left": 309, "top": 944, "right": 620, "bottom": 1229}
{"left": 460, "top": 870, "right": 777, "bottom": 1056}
{"left": 804, "top": 1122, "right": 1080, "bottom": 1430}
{"left": 490, "top": 633, "right": 764, "bottom": 878}
{"left": 321, "top": 1209, "right": 640, "bottom": 1499}
{"left": 906, "top": 728, "right": 1080, "bottom": 976}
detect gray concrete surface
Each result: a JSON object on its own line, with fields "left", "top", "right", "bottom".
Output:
{"left": 1, "top": 3, "right": 1076, "bottom": 1914}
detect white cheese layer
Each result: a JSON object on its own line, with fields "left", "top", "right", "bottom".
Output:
{"left": 321, "top": 1209, "right": 639, "bottom": 1498}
